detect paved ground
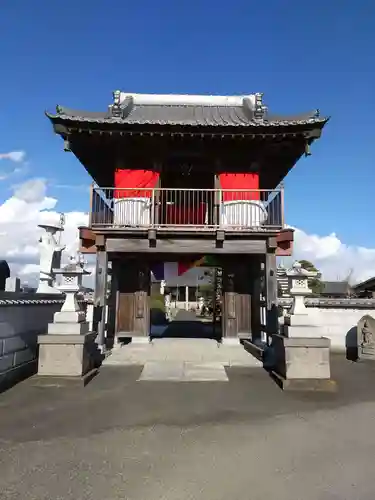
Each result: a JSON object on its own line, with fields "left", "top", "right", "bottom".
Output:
{"left": 138, "top": 361, "right": 230, "bottom": 381}
{"left": 105, "top": 338, "right": 262, "bottom": 370}
{"left": 1, "top": 355, "right": 375, "bottom": 499}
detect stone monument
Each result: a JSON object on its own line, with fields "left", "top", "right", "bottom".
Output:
{"left": 271, "top": 261, "right": 334, "bottom": 391}
{"left": 357, "top": 315, "right": 375, "bottom": 361}
{"left": 36, "top": 215, "right": 65, "bottom": 294}
{"left": 37, "top": 255, "right": 100, "bottom": 381}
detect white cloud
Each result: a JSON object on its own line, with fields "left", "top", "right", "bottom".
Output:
{"left": 0, "top": 151, "right": 26, "bottom": 163}
{"left": 292, "top": 228, "right": 375, "bottom": 284}
{"left": 0, "top": 151, "right": 27, "bottom": 181}
{"left": 0, "top": 177, "right": 374, "bottom": 288}
{"left": 0, "top": 178, "right": 89, "bottom": 286}
{"left": 13, "top": 178, "right": 48, "bottom": 203}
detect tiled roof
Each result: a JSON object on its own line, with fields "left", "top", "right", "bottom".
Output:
{"left": 46, "top": 92, "right": 328, "bottom": 129}
{"left": 352, "top": 277, "right": 375, "bottom": 291}
{"left": 321, "top": 281, "right": 350, "bottom": 295}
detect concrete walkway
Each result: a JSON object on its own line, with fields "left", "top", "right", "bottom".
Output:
{"left": 104, "top": 338, "right": 262, "bottom": 373}
{"left": 139, "top": 361, "right": 229, "bottom": 381}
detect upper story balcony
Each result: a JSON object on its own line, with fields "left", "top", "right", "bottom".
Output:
{"left": 89, "top": 186, "right": 284, "bottom": 234}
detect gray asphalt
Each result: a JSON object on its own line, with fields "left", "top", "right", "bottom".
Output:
{"left": 0, "top": 356, "right": 375, "bottom": 499}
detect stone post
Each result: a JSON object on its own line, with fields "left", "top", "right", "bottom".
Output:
{"left": 271, "top": 261, "right": 334, "bottom": 391}
{"left": 36, "top": 222, "right": 65, "bottom": 294}
{"left": 37, "top": 256, "right": 100, "bottom": 381}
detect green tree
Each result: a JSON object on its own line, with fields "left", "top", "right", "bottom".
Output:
{"left": 298, "top": 259, "right": 324, "bottom": 296}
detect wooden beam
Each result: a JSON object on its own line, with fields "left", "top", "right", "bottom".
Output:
{"left": 106, "top": 238, "right": 266, "bottom": 254}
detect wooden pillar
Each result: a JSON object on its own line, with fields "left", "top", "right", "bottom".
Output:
{"left": 222, "top": 262, "right": 237, "bottom": 338}
{"left": 265, "top": 250, "right": 278, "bottom": 339}
{"left": 106, "top": 264, "right": 117, "bottom": 348}
{"left": 250, "top": 256, "right": 262, "bottom": 343}
{"left": 94, "top": 248, "right": 108, "bottom": 349}
{"left": 115, "top": 258, "right": 150, "bottom": 337}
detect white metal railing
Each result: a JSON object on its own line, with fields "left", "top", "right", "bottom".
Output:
{"left": 90, "top": 187, "right": 284, "bottom": 230}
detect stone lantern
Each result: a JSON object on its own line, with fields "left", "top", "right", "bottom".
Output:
{"left": 50, "top": 255, "right": 90, "bottom": 329}
{"left": 286, "top": 261, "right": 317, "bottom": 315}
{"left": 37, "top": 255, "right": 99, "bottom": 380}
{"left": 270, "top": 261, "right": 333, "bottom": 390}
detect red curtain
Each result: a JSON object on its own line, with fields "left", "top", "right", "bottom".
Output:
{"left": 219, "top": 173, "right": 259, "bottom": 202}
{"left": 114, "top": 169, "right": 159, "bottom": 198}
{"left": 165, "top": 203, "right": 206, "bottom": 225}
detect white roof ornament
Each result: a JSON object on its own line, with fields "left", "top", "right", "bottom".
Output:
{"left": 116, "top": 92, "right": 258, "bottom": 108}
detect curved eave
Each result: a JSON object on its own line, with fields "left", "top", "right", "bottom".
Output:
{"left": 45, "top": 110, "right": 329, "bottom": 133}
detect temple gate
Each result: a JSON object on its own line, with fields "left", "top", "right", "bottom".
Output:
{"left": 46, "top": 91, "right": 327, "bottom": 347}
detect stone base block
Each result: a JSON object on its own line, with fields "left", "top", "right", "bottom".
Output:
{"left": 283, "top": 314, "right": 308, "bottom": 326}
{"left": 131, "top": 336, "right": 151, "bottom": 344}
{"left": 272, "top": 334, "right": 331, "bottom": 380}
{"left": 282, "top": 324, "right": 322, "bottom": 338}
{"left": 53, "top": 310, "right": 85, "bottom": 323}
{"left": 37, "top": 332, "right": 98, "bottom": 377}
{"left": 271, "top": 370, "right": 337, "bottom": 392}
{"left": 360, "top": 353, "right": 375, "bottom": 361}
{"left": 237, "top": 331, "right": 252, "bottom": 340}
{"left": 221, "top": 338, "right": 240, "bottom": 346}
{"left": 47, "top": 321, "right": 89, "bottom": 335}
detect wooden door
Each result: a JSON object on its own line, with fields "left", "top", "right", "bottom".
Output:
{"left": 114, "top": 259, "right": 150, "bottom": 336}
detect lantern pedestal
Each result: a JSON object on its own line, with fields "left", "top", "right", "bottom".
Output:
{"left": 271, "top": 335, "right": 335, "bottom": 391}
{"left": 37, "top": 332, "right": 98, "bottom": 379}
{"left": 271, "top": 262, "right": 335, "bottom": 391}
{"left": 37, "top": 260, "right": 101, "bottom": 381}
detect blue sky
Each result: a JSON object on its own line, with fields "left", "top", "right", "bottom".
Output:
{"left": 1, "top": 0, "right": 374, "bottom": 246}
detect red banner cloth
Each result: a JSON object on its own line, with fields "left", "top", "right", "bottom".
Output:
{"left": 219, "top": 173, "right": 260, "bottom": 202}
{"left": 114, "top": 169, "right": 159, "bottom": 198}
{"left": 164, "top": 203, "right": 206, "bottom": 225}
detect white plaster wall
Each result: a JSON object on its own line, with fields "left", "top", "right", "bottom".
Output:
{"left": 0, "top": 299, "right": 63, "bottom": 383}
{"left": 304, "top": 308, "right": 375, "bottom": 352}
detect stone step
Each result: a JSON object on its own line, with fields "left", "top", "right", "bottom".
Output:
{"left": 138, "top": 362, "right": 229, "bottom": 382}
{"left": 104, "top": 338, "right": 262, "bottom": 367}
